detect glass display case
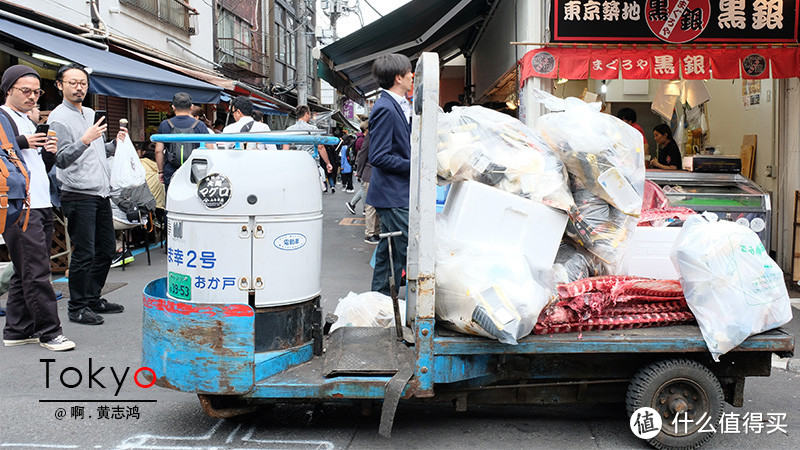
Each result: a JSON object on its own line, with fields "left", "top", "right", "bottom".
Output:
{"left": 645, "top": 172, "right": 771, "bottom": 249}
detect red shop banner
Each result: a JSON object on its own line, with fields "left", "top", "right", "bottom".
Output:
{"left": 520, "top": 46, "right": 800, "bottom": 85}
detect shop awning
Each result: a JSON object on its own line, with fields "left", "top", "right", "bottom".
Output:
{"left": 520, "top": 46, "right": 800, "bottom": 83}
{"left": 320, "top": 0, "right": 499, "bottom": 98}
{"left": 219, "top": 93, "right": 288, "bottom": 116}
{"left": 0, "top": 17, "right": 222, "bottom": 103}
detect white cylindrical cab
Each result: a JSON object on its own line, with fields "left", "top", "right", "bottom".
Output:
{"left": 166, "top": 149, "right": 322, "bottom": 308}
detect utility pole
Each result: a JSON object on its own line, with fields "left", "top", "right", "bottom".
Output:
{"left": 321, "top": 1, "right": 363, "bottom": 43}
{"left": 294, "top": 0, "right": 308, "bottom": 106}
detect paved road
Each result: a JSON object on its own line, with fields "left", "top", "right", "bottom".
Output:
{"left": 1, "top": 188, "right": 799, "bottom": 449}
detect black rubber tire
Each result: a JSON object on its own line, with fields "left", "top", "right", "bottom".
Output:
{"left": 626, "top": 359, "right": 724, "bottom": 450}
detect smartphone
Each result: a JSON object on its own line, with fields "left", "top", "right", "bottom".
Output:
{"left": 94, "top": 110, "right": 107, "bottom": 124}
{"left": 35, "top": 124, "right": 49, "bottom": 134}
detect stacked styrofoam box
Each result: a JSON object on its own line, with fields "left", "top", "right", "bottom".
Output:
{"left": 442, "top": 180, "right": 569, "bottom": 271}
{"left": 622, "top": 226, "right": 683, "bottom": 279}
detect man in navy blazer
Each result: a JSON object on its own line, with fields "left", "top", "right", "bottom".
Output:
{"left": 365, "top": 54, "right": 414, "bottom": 296}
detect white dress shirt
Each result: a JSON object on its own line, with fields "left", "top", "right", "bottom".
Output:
{"left": 384, "top": 90, "right": 412, "bottom": 123}
{"left": 221, "top": 116, "right": 278, "bottom": 151}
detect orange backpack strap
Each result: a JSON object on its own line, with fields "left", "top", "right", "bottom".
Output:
{"left": 7, "top": 149, "right": 30, "bottom": 231}
{"left": 0, "top": 124, "right": 31, "bottom": 231}
{"left": 0, "top": 124, "right": 13, "bottom": 231}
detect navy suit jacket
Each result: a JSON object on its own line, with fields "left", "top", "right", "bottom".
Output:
{"left": 365, "top": 91, "right": 411, "bottom": 208}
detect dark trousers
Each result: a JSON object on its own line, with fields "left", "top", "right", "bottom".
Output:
{"left": 2, "top": 208, "right": 63, "bottom": 341}
{"left": 371, "top": 207, "right": 409, "bottom": 296}
{"left": 163, "top": 162, "right": 178, "bottom": 190}
{"left": 61, "top": 197, "right": 116, "bottom": 312}
{"left": 342, "top": 172, "right": 354, "bottom": 190}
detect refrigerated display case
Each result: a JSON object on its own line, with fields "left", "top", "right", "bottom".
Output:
{"left": 645, "top": 172, "right": 771, "bottom": 249}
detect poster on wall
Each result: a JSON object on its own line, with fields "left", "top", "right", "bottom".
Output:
{"left": 742, "top": 79, "right": 762, "bottom": 108}
{"left": 550, "top": 0, "right": 799, "bottom": 43}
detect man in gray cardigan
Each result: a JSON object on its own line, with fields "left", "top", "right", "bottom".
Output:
{"left": 48, "top": 64, "right": 126, "bottom": 325}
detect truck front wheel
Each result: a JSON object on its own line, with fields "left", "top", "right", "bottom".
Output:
{"left": 626, "top": 358, "right": 724, "bottom": 450}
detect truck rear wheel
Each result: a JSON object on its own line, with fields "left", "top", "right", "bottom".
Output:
{"left": 626, "top": 359, "right": 724, "bottom": 450}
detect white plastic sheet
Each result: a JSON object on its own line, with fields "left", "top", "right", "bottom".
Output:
{"left": 329, "top": 291, "right": 406, "bottom": 333}
{"left": 111, "top": 136, "right": 146, "bottom": 190}
{"left": 671, "top": 213, "right": 792, "bottom": 361}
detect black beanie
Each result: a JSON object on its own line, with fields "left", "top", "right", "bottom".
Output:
{"left": 1, "top": 65, "right": 41, "bottom": 94}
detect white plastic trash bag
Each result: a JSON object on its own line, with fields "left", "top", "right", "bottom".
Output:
{"left": 111, "top": 135, "right": 146, "bottom": 190}
{"left": 435, "top": 217, "right": 548, "bottom": 344}
{"left": 532, "top": 89, "right": 645, "bottom": 217}
{"left": 329, "top": 291, "right": 406, "bottom": 333}
{"left": 436, "top": 105, "right": 574, "bottom": 212}
{"left": 671, "top": 213, "right": 792, "bottom": 361}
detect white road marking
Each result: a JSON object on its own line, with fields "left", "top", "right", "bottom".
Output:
{"left": 113, "top": 418, "right": 334, "bottom": 449}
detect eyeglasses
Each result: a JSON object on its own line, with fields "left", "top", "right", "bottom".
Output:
{"left": 62, "top": 80, "right": 88, "bottom": 88}
{"left": 12, "top": 86, "right": 44, "bottom": 97}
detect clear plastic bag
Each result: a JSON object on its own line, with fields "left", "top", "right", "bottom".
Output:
{"left": 437, "top": 105, "right": 574, "bottom": 212}
{"left": 564, "top": 178, "right": 638, "bottom": 269}
{"left": 671, "top": 213, "right": 792, "bottom": 361}
{"left": 435, "top": 216, "right": 547, "bottom": 344}
{"left": 552, "top": 241, "right": 607, "bottom": 286}
{"left": 111, "top": 135, "right": 146, "bottom": 190}
{"left": 532, "top": 90, "right": 645, "bottom": 217}
{"left": 329, "top": 291, "right": 406, "bottom": 333}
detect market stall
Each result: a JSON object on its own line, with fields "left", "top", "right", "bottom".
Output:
{"left": 646, "top": 171, "right": 771, "bottom": 247}
{"left": 517, "top": 0, "right": 800, "bottom": 257}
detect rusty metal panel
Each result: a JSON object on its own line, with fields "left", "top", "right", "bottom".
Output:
{"left": 415, "top": 318, "right": 435, "bottom": 396}
{"left": 251, "top": 354, "right": 408, "bottom": 399}
{"left": 434, "top": 325, "right": 794, "bottom": 356}
{"left": 142, "top": 278, "right": 255, "bottom": 394}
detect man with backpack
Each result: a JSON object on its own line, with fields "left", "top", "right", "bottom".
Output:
{"left": 1, "top": 65, "right": 74, "bottom": 350}
{"left": 221, "top": 97, "right": 277, "bottom": 151}
{"left": 155, "top": 92, "right": 210, "bottom": 189}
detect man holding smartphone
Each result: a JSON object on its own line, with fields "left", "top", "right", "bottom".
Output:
{"left": 0, "top": 65, "right": 74, "bottom": 350}
{"left": 48, "top": 63, "right": 126, "bottom": 326}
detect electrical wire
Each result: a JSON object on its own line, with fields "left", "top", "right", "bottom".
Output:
{"left": 362, "top": 0, "right": 383, "bottom": 17}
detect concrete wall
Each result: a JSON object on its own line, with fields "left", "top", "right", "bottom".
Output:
{"left": 20, "top": 0, "right": 215, "bottom": 69}
{"left": 777, "top": 78, "right": 800, "bottom": 271}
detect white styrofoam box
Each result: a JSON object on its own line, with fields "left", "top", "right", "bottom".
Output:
{"left": 623, "top": 226, "right": 683, "bottom": 279}
{"left": 442, "top": 180, "right": 568, "bottom": 271}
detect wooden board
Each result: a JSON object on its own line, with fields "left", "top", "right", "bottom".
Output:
{"left": 740, "top": 144, "right": 755, "bottom": 180}
{"left": 742, "top": 135, "right": 757, "bottom": 179}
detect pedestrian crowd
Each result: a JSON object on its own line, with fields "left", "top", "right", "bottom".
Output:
{"left": 0, "top": 52, "right": 414, "bottom": 351}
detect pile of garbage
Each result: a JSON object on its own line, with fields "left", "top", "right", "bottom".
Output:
{"left": 333, "top": 92, "right": 792, "bottom": 360}
{"left": 430, "top": 91, "right": 792, "bottom": 358}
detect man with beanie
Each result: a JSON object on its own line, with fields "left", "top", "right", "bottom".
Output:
{"left": 0, "top": 65, "right": 74, "bottom": 350}
{"left": 48, "top": 63, "right": 126, "bottom": 326}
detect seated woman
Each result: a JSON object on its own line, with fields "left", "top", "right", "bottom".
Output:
{"left": 650, "top": 124, "right": 683, "bottom": 170}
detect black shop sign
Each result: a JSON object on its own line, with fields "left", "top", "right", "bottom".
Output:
{"left": 550, "top": 0, "right": 799, "bottom": 43}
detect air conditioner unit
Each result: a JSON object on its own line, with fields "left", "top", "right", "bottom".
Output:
{"left": 188, "top": 26, "right": 196, "bottom": 35}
